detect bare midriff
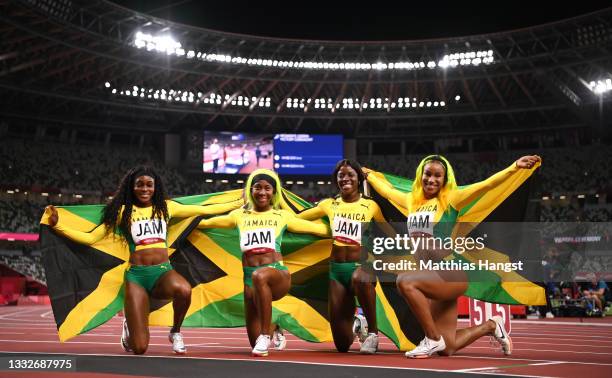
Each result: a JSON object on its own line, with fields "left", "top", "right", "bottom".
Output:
{"left": 242, "top": 250, "right": 282, "bottom": 267}
{"left": 129, "top": 248, "right": 169, "bottom": 265}
{"left": 331, "top": 244, "right": 361, "bottom": 263}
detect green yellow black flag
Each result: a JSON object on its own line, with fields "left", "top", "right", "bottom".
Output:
{"left": 40, "top": 167, "right": 542, "bottom": 350}
{"left": 40, "top": 189, "right": 333, "bottom": 342}
{"left": 364, "top": 164, "right": 546, "bottom": 350}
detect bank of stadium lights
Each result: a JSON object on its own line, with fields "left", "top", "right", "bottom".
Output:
{"left": 286, "top": 97, "right": 448, "bottom": 111}
{"left": 134, "top": 32, "right": 183, "bottom": 55}
{"left": 133, "top": 32, "right": 494, "bottom": 72}
{"left": 588, "top": 79, "right": 612, "bottom": 94}
{"left": 105, "top": 83, "right": 271, "bottom": 109}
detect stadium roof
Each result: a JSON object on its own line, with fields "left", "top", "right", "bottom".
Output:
{"left": 111, "top": 0, "right": 612, "bottom": 41}
{"left": 1, "top": 0, "right": 611, "bottom": 141}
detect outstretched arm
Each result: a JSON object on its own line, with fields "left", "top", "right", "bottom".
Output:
{"left": 46, "top": 205, "right": 108, "bottom": 245}
{"left": 197, "top": 214, "right": 237, "bottom": 229}
{"left": 168, "top": 200, "right": 243, "bottom": 218}
{"left": 450, "top": 155, "right": 541, "bottom": 210}
{"left": 365, "top": 171, "right": 410, "bottom": 207}
{"left": 286, "top": 216, "right": 330, "bottom": 238}
{"left": 296, "top": 202, "right": 326, "bottom": 220}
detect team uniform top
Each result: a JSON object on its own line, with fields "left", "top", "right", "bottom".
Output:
{"left": 53, "top": 200, "right": 240, "bottom": 252}
{"left": 297, "top": 196, "right": 385, "bottom": 247}
{"left": 199, "top": 208, "right": 330, "bottom": 255}
{"left": 367, "top": 164, "right": 520, "bottom": 237}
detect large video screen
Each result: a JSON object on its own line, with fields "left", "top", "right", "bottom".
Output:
{"left": 203, "top": 132, "right": 274, "bottom": 174}
{"left": 273, "top": 134, "right": 343, "bottom": 175}
{"left": 203, "top": 132, "right": 343, "bottom": 175}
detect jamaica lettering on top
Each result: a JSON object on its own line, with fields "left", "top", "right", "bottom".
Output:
{"left": 335, "top": 213, "right": 367, "bottom": 222}
{"left": 242, "top": 219, "right": 279, "bottom": 228}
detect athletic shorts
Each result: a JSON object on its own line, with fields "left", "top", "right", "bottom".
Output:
{"left": 125, "top": 261, "right": 173, "bottom": 294}
{"left": 329, "top": 261, "right": 360, "bottom": 289}
{"left": 243, "top": 261, "right": 288, "bottom": 288}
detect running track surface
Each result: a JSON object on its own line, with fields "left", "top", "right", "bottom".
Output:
{"left": 0, "top": 306, "right": 611, "bottom": 378}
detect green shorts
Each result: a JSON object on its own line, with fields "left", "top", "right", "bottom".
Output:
{"left": 125, "top": 261, "right": 173, "bottom": 294}
{"left": 243, "top": 261, "right": 288, "bottom": 288}
{"left": 329, "top": 261, "right": 360, "bottom": 289}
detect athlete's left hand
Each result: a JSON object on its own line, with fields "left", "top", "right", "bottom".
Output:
{"left": 515, "top": 155, "right": 541, "bottom": 169}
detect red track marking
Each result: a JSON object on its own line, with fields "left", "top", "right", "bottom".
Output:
{"left": 0, "top": 306, "right": 611, "bottom": 377}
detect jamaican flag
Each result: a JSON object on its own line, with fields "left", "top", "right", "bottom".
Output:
{"left": 40, "top": 189, "right": 333, "bottom": 342}
{"left": 40, "top": 167, "right": 541, "bottom": 350}
{"left": 364, "top": 165, "right": 546, "bottom": 349}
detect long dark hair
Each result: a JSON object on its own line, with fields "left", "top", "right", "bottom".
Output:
{"left": 332, "top": 159, "right": 365, "bottom": 191}
{"left": 102, "top": 166, "right": 169, "bottom": 239}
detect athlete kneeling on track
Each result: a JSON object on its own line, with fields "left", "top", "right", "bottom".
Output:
{"left": 198, "top": 169, "right": 330, "bottom": 357}
{"left": 46, "top": 166, "right": 240, "bottom": 355}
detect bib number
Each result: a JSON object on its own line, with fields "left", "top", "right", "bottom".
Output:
{"left": 241, "top": 228, "right": 275, "bottom": 253}
{"left": 332, "top": 216, "right": 362, "bottom": 245}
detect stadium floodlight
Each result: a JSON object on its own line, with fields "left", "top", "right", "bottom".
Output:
{"left": 589, "top": 79, "right": 612, "bottom": 94}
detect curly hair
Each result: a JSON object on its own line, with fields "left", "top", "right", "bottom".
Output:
{"left": 102, "top": 166, "right": 169, "bottom": 240}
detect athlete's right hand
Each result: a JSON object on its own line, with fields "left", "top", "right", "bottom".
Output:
{"left": 362, "top": 167, "right": 371, "bottom": 179}
{"left": 45, "top": 205, "right": 58, "bottom": 227}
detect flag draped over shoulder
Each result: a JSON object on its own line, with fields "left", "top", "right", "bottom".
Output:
{"left": 40, "top": 189, "right": 333, "bottom": 343}
{"left": 364, "top": 166, "right": 545, "bottom": 349}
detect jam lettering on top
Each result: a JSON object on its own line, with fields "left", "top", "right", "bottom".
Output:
{"left": 240, "top": 228, "right": 276, "bottom": 254}
{"left": 130, "top": 218, "right": 167, "bottom": 245}
{"left": 332, "top": 216, "right": 362, "bottom": 245}
{"left": 406, "top": 204, "right": 437, "bottom": 236}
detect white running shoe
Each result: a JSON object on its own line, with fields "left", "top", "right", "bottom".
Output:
{"left": 490, "top": 315, "right": 512, "bottom": 355}
{"left": 169, "top": 332, "right": 187, "bottom": 354}
{"left": 121, "top": 318, "right": 132, "bottom": 352}
{"left": 352, "top": 314, "right": 368, "bottom": 343}
{"left": 545, "top": 311, "right": 555, "bottom": 319}
{"left": 252, "top": 334, "right": 270, "bottom": 357}
{"left": 272, "top": 326, "right": 287, "bottom": 351}
{"left": 359, "top": 333, "right": 379, "bottom": 354}
{"left": 405, "top": 335, "right": 446, "bottom": 359}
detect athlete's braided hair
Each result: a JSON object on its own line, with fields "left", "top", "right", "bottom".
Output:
{"left": 102, "top": 166, "right": 169, "bottom": 239}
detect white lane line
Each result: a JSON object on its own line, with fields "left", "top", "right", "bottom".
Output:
{"left": 458, "top": 318, "right": 612, "bottom": 327}
{"left": 461, "top": 345, "right": 612, "bottom": 355}
{"left": 450, "top": 354, "right": 612, "bottom": 367}
{"left": 454, "top": 361, "right": 563, "bottom": 373}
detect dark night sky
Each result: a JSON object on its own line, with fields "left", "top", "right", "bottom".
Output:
{"left": 111, "top": 0, "right": 612, "bottom": 41}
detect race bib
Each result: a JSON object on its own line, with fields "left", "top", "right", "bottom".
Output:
{"left": 131, "top": 219, "right": 167, "bottom": 245}
{"left": 332, "top": 216, "right": 362, "bottom": 245}
{"left": 406, "top": 211, "right": 435, "bottom": 236}
{"left": 241, "top": 228, "right": 276, "bottom": 253}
